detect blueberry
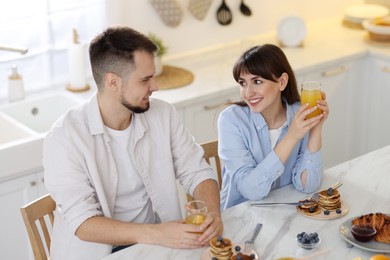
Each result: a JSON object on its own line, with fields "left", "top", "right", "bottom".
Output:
{"left": 250, "top": 253, "right": 256, "bottom": 259}
{"left": 336, "top": 209, "right": 342, "bottom": 214}
{"left": 212, "top": 258, "right": 217, "bottom": 260}
{"left": 235, "top": 245, "right": 241, "bottom": 252}
{"left": 324, "top": 210, "right": 330, "bottom": 215}
{"left": 236, "top": 255, "right": 243, "bottom": 260}
{"left": 309, "top": 206, "right": 316, "bottom": 213}
{"left": 327, "top": 187, "right": 333, "bottom": 196}
{"left": 217, "top": 236, "right": 223, "bottom": 242}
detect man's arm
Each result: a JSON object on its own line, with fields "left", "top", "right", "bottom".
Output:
{"left": 75, "top": 216, "right": 205, "bottom": 249}
{"left": 192, "top": 179, "right": 223, "bottom": 245}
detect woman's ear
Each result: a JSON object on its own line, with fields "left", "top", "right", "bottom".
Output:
{"left": 279, "top": 72, "right": 289, "bottom": 91}
{"left": 104, "top": 72, "right": 122, "bottom": 92}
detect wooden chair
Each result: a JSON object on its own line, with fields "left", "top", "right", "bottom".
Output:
{"left": 187, "top": 140, "right": 222, "bottom": 201}
{"left": 20, "top": 194, "right": 56, "bottom": 260}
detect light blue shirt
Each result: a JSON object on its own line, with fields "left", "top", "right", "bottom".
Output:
{"left": 218, "top": 101, "right": 323, "bottom": 210}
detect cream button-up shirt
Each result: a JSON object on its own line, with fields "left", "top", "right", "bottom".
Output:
{"left": 43, "top": 95, "right": 216, "bottom": 260}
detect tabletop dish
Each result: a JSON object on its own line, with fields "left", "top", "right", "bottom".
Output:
{"left": 351, "top": 225, "right": 377, "bottom": 242}
{"left": 296, "top": 200, "right": 349, "bottom": 220}
{"left": 363, "top": 17, "right": 390, "bottom": 35}
{"left": 344, "top": 4, "right": 389, "bottom": 24}
{"left": 339, "top": 215, "right": 390, "bottom": 253}
{"left": 201, "top": 244, "right": 258, "bottom": 260}
{"left": 276, "top": 15, "right": 307, "bottom": 47}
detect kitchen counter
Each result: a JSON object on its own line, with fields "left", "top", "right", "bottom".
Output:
{"left": 101, "top": 144, "right": 390, "bottom": 260}
{"left": 1, "top": 16, "right": 390, "bottom": 181}
{"left": 153, "top": 16, "right": 390, "bottom": 108}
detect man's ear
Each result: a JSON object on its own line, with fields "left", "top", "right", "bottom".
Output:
{"left": 279, "top": 72, "right": 289, "bottom": 91}
{"left": 104, "top": 72, "right": 122, "bottom": 92}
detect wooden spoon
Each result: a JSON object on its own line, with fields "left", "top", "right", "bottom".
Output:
{"left": 216, "top": 0, "right": 232, "bottom": 25}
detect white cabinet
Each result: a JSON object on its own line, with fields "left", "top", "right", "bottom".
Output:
{"left": 0, "top": 170, "right": 46, "bottom": 260}
{"left": 366, "top": 57, "right": 390, "bottom": 153}
{"left": 183, "top": 90, "right": 240, "bottom": 144}
{"left": 300, "top": 58, "right": 366, "bottom": 169}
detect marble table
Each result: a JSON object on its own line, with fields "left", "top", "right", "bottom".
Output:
{"left": 101, "top": 145, "right": 390, "bottom": 260}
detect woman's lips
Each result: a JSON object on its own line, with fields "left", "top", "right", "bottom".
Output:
{"left": 248, "top": 97, "right": 262, "bottom": 106}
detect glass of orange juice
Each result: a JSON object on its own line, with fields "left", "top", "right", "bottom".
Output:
{"left": 300, "top": 81, "right": 323, "bottom": 119}
{"left": 185, "top": 200, "right": 207, "bottom": 233}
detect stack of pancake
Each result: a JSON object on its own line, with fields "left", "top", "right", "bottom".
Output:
{"left": 318, "top": 188, "right": 342, "bottom": 210}
{"left": 352, "top": 213, "right": 390, "bottom": 244}
{"left": 209, "top": 236, "right": 233, "bottom": 260}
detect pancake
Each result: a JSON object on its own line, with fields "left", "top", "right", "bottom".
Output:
{"left": 209, "top": 236, "right": 233, "bottom": 260}
{"left": 318, "top": 189, "right": 341, "bottom": 211}
{"left": 297, "top": 200, "right": 321, "bottom": 216}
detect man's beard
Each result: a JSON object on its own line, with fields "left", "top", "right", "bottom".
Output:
{"left": 120, "top": 97, "right": 150, "bottom": 113}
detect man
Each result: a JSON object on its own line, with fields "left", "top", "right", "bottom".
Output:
{"left": 43, "top": 25, "right": 222, "bottom": 259}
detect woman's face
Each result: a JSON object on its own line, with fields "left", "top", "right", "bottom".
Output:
{"left": 237, "top": 72, "right": 287, "bottom": 113}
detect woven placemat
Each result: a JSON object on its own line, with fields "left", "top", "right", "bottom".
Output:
{"left": 342, "top": 19, "right": 363, "bottom": 30}
{"left": 155, "top": 65, "right": 194, "bottom": 90}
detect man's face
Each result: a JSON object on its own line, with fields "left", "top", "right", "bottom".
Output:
{"left": 120, "top": 50, "right": 159, "bottom": 113}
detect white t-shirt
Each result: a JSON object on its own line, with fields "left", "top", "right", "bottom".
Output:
{"left": 269, "top": 122, "right": 285, "bottom": 149}
{"left": 105, "top": 118, "right": 155, "bottom": 224}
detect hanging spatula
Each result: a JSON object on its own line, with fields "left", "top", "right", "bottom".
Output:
{"left": 216, "top": 0, "right": 232, "bottom": 25}
{"left": 188, "top": 0, "right": 212, "bottom": 21}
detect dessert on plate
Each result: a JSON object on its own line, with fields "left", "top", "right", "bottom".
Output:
{"left": 352, "top": 213, "right": 390, "bottom": 244}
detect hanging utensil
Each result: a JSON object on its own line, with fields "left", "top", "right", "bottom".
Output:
{"left": 216, "top": 0, "right": 232, "bottom": 25}
{"left": 239, "top": 0, "right": 252, "bottom": 16}
{"left": 188, "top": 0, "right": 212, "bottom": 21}
{"left": 149, "top": 0, "right": 183, "bottom": 28}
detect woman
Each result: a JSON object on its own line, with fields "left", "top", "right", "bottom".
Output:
{"left": 218, "top": 44, "right": 329, "bottom": 210}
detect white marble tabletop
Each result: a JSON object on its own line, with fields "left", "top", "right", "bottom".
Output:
{"left": 101, "top": 145, "right": 390, "bottom": 260}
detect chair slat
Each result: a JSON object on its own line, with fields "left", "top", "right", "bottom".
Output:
{"left": 20, "top": 194, "right": 55, "bottom": 260}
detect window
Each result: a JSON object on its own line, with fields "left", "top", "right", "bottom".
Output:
{"left": 0, "top": 0, "right": 107, "bottom": 99}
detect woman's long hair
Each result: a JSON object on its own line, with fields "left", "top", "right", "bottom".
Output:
{"left": 231, "top": 44, "right": 300, "bottom": 106}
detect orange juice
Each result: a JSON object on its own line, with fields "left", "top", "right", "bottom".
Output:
{"left": 301, "top": 81, "right": 323, "bottom": 119}
{"left": 185, "top": 214, "right": 206, "bottom": 234}
{"left": 185, "top": 214, "right": 206, "bottom": 225}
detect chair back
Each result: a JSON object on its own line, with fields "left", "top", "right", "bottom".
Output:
{"left": 187, "top": 140, "right": 222, "bottom": 201}
{"left": 20, "top": 194, "right": 55, "bottom": 260}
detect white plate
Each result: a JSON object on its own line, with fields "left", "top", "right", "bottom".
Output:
{"left": 344, "top": 4, "right": 389, "bottom": 24}
{"left": 277, "top": 15, "right": 307, "bottom": 47}
{"left": 363, "top": 17, "right": 390, "bottom": 35}
{"left": 339, "top": 215, "right": 390, "bottom": 253}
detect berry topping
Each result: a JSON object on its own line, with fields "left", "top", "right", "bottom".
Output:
{"left": 250, "top": 253, "right": 256, "bottom": 259}
{"left": 327, "top": 187, "right": 334, "bottom": 196}
{"left": 236, "top": 255, "right": 243, "bottom": 260}
{"left": 324, "top": 210, "right": 330, "bottom": 215}
{"left": 309, "top": 206, "right": 316, "bottom": 213}
{"left": 297, "top": 232, "right": 320, "bottom": 245}
{"left": 235, "top": 245, "right": 241, "bottom": 252}
{"left": 217, "top": 236, "right": 223, "bottom": 242}
{"left": 211, "top": 258, "right": 217, "bottom": 260}
{"left": 336, "top": 209, "right": 342, "bottom": 214}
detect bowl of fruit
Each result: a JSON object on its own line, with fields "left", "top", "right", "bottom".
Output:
{"left": 296, "top": 232, "right": 321, "bottom": 250}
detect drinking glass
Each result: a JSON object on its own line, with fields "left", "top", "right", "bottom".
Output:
{"left": 185, "top": 200, "right": 207, "bottom": 233}
{"left": 300, "top": 81, "right": 323, "bottom": 119}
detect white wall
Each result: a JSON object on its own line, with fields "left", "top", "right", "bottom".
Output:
{"left": 108, "top": 0, "right": 365, "bottom": 56}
